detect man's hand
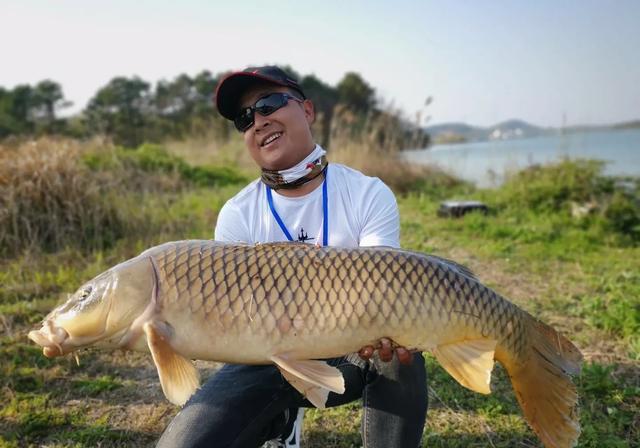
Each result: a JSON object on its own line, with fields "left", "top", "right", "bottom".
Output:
{"left": 358, "top": 337, "right": 414, "bottom": 365}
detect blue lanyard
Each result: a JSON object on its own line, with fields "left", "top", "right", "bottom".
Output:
{"left": 266, "top": 169, "right": 328, "bottom": 246}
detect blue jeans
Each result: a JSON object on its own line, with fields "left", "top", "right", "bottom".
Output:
{"left": 156, "top": 353, "right": 428, "bottom": 448}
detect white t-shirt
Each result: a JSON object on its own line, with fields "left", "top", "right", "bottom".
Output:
{"left": 214, "top": 163, "right": 399, "bottom": 249}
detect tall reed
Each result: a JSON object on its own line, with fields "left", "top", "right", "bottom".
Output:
{"left": 0, "top": 139, "right": 132, "bottom": 255}
{"left": 327, "top": 105, "right": 459, "bottom": 194}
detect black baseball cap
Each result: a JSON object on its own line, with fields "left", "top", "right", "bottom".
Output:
{"left": 215, "top": 66, "right": 306, "bottom": 120}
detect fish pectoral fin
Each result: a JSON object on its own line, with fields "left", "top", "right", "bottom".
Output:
{"left": 271, "top": 355, "right": 345, "bottom": 409}
{"left": 432, "top": 338, "right": 497, "bottom": 394}
{"left": 143, "top": 321, "right": 200, "bottom": 406}
{"left": 279, "top": 367, "right": 332, "bottom": 409}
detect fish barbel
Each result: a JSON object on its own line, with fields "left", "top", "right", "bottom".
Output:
{"left": 29, "top": 240, "right": 582, "bottom": 448}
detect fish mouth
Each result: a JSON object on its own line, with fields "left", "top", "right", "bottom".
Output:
{"left": 28, "top": 320, "right": 70, "bottom": 358}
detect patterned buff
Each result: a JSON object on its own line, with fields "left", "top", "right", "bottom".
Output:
{"left": 261, "top": 146, "right": 328, "bottom": 190}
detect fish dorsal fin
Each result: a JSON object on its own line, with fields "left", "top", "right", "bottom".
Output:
{"left": 428, "top": 255, "right": 478, "bottom": 281}
{"left": 144, "top": 321, "right": 200, "bottom": 406}
{"left": 271, "top": 355, "right": 345, "bottom": 409}
{"left": 432, "top": 338, "right": 497, "bottom": 394}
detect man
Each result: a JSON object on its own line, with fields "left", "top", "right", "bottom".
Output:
{"left": 156, "top": 66, "right": 427, "bottom": 448}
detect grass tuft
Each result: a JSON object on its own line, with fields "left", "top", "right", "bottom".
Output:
{"left": 72, "top": 375, "right": 123, "bottom": 396}
{"left": 0, "top": 138, "right": 246, "bottom": 256}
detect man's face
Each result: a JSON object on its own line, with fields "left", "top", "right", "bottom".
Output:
{"left": 239, "top": 84, "right": 315, "bottom": 171}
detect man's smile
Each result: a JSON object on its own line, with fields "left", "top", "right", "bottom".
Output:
{"left": 260, "top": 131, "right": 283, "bottom": 148}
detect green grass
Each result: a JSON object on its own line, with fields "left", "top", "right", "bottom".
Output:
{"left": 72, "top": 375, "right": 123, "bottom": 396}
{"left": 577, "top": 363, "right": 639, "bottom": 447}
{"left": 83, "top": 143, "right": 248, "bottom": 188}
{"left": 1, "top": 155, "right": 638, "bottom": 447}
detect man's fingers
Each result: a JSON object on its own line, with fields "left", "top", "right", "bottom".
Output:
{"left": 361, "top": 338, "right": 414, "bottom": 364}
{"left": 379, "top": 338, "right": 393, "bottom": 362}
{"left": 379, "top": 338, "right": 392, "bottom": 351}
{"left": 358, "top": 345, "right": 374, "bottom": 360}
{"left": 379, "top": 349, "right": 393, "bottom": 362}
{"left": 396, "top": 347, "right": 413, "bottom": 365}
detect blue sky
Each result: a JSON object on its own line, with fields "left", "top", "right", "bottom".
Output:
{"left": 2, "top": 0, "right": 638, "bottom": 127}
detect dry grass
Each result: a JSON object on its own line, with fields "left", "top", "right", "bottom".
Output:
{"left": 0, "top": 138, "right": 131, "bottom": 255}
{"left": 329, "top": 104, "right": 427, "bottom": 154}
{"left": 330, "top": 143, "right": 461, "bottom": 194}
{"left": 326, "top": 105, "right": 460, "bottom": 194}
{"left": 164, "top": 132, "right": 258, "bottom": 177}
{"left": 0, "top": 137, "right": 247, "bottom": 256}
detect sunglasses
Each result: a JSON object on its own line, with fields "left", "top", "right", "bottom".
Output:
{"left": 234, "top": 92, "right": 303, "bottom": 132}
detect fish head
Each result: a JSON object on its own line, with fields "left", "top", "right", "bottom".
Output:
{"left": 28, "top": 256, "right": 155, "bottom": 357}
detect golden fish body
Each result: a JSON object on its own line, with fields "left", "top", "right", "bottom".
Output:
{"left": 29, "top": 240, "right": 582, "bottom": 448}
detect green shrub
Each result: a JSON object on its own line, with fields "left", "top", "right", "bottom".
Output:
{"left": 604, "top": 191, "right": 640, "bottom": 240}
{"left": 83, "top": 143, "right": 246, "bottom": 188}
{"left": 496, "top": 159, "right": 612, "bottom": 212}
{"left": 492, "top": 159, "right": 640, "bottom": 244}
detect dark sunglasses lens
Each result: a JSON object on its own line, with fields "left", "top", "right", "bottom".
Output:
{"left": 235, "top": 93, "right": 291, "bottom": 132}
{"left": 234, "top": 108, "right": 254, "bottom": 132}
{"left": 255, "top": 93, "right": 287, "bottom": 115}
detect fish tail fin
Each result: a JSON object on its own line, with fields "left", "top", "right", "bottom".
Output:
{"left": 499, "top": 316, "right": 582, "bottom": 448}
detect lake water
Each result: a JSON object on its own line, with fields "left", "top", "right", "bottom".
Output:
{"left": 403, "top": 129, "right": 640, "bottom": 187}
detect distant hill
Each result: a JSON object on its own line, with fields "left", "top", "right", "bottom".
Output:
{"left": 426, "top": 119, "right": 552, "bottom": 143}
{"left": 424, "top": 122, "right": 487, "bottom": 143}
{"left": 426, "top": 118, "right": 639, "bottom": 144}
{"left": 613, "top": 120, "right": 640, "bottom": 130}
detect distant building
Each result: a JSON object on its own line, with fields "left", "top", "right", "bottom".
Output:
{"left": 489, "top": 127, "right": 524, "bottom": 140}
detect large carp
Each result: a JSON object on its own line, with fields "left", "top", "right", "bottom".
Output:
{"left": 29, "top": 240, "right": 582, "bottom": 448}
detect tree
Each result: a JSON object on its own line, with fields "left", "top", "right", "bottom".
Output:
{"left": 0, "top": 87, "right": 18, "bottom": 138}
{"left": 155, "top": 75, "right": 194, "bottom": 120}
{"left": 152, "top": 74, "right": 192, "bottom": 138}
{"left": 85, "top": 77, "right": 151, "bottom": 147}
{"left": 0, "top": 81, "right": 70, "bottom": 138}
{"left": 147, "top": 71, "right": 230, "bottom": 140}
{"left": 336, "top": 72, "right": 375, "bottom": 113}
{"left": 31, "top": 80, "right": 70, "bottom": 133}
{"left": 8, "top": 85, "right": 35, "bottom": 134}
{"left": 300, "top": 74, "right": 339, "bottom": 147}
{"left": 191, "top": 70, "right": 231, "bottom": 139}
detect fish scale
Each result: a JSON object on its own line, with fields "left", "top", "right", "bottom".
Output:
{"left": 143, "top": 241, "right": 510, "bottom": 355}
{"left": 29, "top": 240, "right": 583, "bottom": 448}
